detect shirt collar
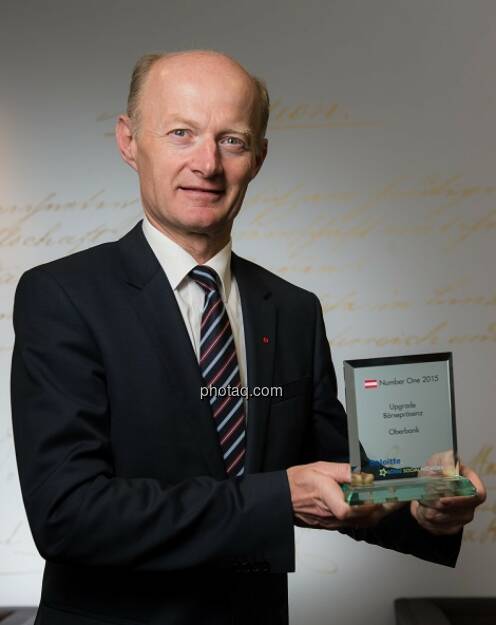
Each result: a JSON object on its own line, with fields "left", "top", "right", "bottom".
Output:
{"left": 142, "top": 216, "right": 232, "bottom": 300}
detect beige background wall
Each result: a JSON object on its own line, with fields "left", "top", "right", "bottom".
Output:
{"left": 1, "top": 1, "right": 495, "bottom": 623}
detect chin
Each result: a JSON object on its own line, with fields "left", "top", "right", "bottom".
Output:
{"left": 185, "top": 215, "right": 231, "bottom": 236}
{"left": 188, "top": 222, "right": 227, "bottom": 236}
{"left": 184, "top": 209, "right": 228, "bottom": 230}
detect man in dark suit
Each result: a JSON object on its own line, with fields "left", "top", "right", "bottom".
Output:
{"left": 11, "top": 50, "right": 485, "bottom": 625}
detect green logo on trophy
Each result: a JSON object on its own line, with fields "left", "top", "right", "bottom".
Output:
{"left": 342, "top": 352, "right": 476, "bottom": 505}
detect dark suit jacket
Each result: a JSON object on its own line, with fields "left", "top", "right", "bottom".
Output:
{"left": 11, "top": 222, "right": 461, "bottom": 625}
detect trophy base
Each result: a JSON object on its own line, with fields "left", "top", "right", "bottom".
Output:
{"left": 342, "top": 476, "right": 476, "bottom": 506}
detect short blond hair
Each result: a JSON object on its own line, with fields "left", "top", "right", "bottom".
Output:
{"left": 126, "top": 51, "right": 270, "bottom": 148}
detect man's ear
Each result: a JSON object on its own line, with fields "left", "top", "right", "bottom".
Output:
{"left": 250, "top": 138, "right": 268, "bottom": 180}
{"left": 115, "top": 115, "right": 138, "bottom": 171}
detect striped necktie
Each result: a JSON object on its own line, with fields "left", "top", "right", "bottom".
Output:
{"left": 189, "top": 265, "right": 246, "bottom": 477}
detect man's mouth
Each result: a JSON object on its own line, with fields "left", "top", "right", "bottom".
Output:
{"left": 179, "top": 186, "right": 225, "bottom": 197}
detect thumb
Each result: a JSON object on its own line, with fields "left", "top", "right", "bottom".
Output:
{"left": 314, "top": 461, "right": 351, "bottom": 484}
{"left": 459, "top": 464, "right": 487, "bottom": 503}
{"left": 410, "top": 500, "right": 420, "bottom": 519}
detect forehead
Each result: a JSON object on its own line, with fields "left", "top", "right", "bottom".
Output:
{"left": 140, "top": 55, "right": 258, "bottom": 129}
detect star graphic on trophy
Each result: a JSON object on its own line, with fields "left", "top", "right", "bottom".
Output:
{"left": 379, "top": 467, "right": 388, "bottom": 478}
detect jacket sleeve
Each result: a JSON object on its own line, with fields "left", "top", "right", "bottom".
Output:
{"left": 10, "top": 267, "right": 295, "bottom": 573}
{"left": 306, "top": 294, "right": 462, "bottom": 568}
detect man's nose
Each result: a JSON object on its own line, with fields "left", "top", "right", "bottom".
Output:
{"left": 190, "top": 137, "right": 223, "bottom": 177}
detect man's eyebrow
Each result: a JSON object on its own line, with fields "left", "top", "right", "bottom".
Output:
{"left": 223, "top": 128, "right": 253, "bottom": 141}
{"left": 163, "top": 116, "right": 200, "bottom": 129}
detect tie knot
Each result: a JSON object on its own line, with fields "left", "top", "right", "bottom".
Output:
{"left": 189, "top": 265, "right": 220, "bottom": 293}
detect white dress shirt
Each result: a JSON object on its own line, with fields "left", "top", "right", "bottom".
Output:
{"left": 142, "top": 217, "right": 248, "bottom": 392}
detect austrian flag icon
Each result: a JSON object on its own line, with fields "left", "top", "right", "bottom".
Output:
{"left": 364, "top": 379, "right": 379, "bottom": 389}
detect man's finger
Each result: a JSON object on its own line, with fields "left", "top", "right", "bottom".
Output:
{"left": 438, "top": 495, "right": 481, "bottom": 509}
{"left": 459, "top": 464, "right": 487, "bottom": 503}
{"left": 314, "top": 461, "right": 351, "bottom": 484}
{"left": 419, "top": 504, "right": 473, "bottom": 525}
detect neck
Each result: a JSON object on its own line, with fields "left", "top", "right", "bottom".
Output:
{"left": 145, "top": 214, "right": 230, "bottom": 264}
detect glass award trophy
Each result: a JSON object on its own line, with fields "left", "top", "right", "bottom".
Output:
{"left": 341, "top": 352, "right": 476, "bottom": 505}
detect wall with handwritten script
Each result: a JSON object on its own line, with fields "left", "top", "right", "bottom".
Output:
{"left": 1, "top": 1, "right": 495, "bottom": 623}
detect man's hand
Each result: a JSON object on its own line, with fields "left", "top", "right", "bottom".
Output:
{"left": 410, "top": 464, "right": 487, "bottom": 535}
{"left": 286, "top": 461, "right": 403, "bottom": 530}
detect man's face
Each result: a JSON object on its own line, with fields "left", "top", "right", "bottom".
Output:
{"left": 122, "top": 54, "right": 266, "bottom": 244}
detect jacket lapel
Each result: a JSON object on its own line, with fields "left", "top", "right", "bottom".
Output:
{"left": 232, "top": 253, "right": 276, "bottom": 474}
{"left": 118, "top": 222, "right": 226, "bottom": 479}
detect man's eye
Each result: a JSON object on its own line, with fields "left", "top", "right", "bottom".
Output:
{"left": 167, "top": 128, "right": 191, "bottom": 139}
{"left": 222, "top": 136, "right": 246, "bottom": 149}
